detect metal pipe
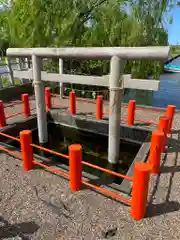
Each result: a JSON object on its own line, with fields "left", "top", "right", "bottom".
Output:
{"left": 7, "top": 47, "right": 170, "bottom": 60}
{"left": 32, "top": 55, "right": 48, "bottom": 144}
{"left": 108, "top": 56, "right": 125, "bottom": 164}
{"left": 59, "top": 58, "right": 63, "bottom": 99}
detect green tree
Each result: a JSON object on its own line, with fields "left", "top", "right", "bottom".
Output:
{"left": 0, "top": 0, "right": 174, "bottom": 78}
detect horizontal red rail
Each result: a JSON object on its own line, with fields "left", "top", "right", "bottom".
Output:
{"left": 31, "top": 143, "right": 69, "bottom": 159}
{"left": 4, "top": 101, "right": 22, "bottom": 108}
{"left": 82, "top": 160, "right": 133, "bottom": 181}
{"left": 0, "top": 128, "right": 132, "bottom": 206}
{"left": 6, "top": 107, "right": 36, "bottom": 119}
{"left": 0, "top": 131, "right": 69, "bottom": 160}
{"left": 33, "top": 159, "right": 131, "bottom": 205}
{"left": 0, "top": 145, "right": 22, "bottom": 159}
{"left": 82, "top": 180, "right": 131, "bottom": 205}
{"left": 61, "top": 95, "right": 164, "bottom": 113}
{"left": 6, "top": 111, "right": 24, "bottom": 119}
{"left": 0, "top": 132, "right": 20, "bottom": 142}
{"left": 135, "top": 119, "right": 157, "bottom": 125}
{"left": 33, "top": 160, "right": 69, "bottom": 178}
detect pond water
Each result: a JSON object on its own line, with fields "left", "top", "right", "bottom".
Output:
{"left": 124, "top": 72, "right": 180, "bottom": 109}
{"left": 9, "top": 123, "right": 140, "bottom": 184}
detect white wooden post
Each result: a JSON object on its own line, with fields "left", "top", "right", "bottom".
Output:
{"left": 32, "top": 55, "right": 48, "bottom": 145}
{"left": 5, "top": 57, "right": 14, "bottom": 85}
{"left": 59, "top": 58, "right": 63, "bottom": 99}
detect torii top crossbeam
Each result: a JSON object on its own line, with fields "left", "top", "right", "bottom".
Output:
{"left": 7, "top": 47, "right": 170, "bottom": 60}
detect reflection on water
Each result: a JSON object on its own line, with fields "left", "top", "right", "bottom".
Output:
{"left": 124, "top": 72, "right": 180, "bottom": 109}
{"left": 48, "top": 124, "right": 140, "bottom": 180}
{"left": 9, "top": 124, "right": 140, "bottom": 184}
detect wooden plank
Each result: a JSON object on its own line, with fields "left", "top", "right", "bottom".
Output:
{"left": 13, "top": 70, "right": 159, "bottom": 90}
{"left": 7, "top": 47, "right": 170, "bottom": 60}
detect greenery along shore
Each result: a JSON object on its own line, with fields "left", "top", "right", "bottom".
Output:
{"left": 0, "top": 0, "right": 177, "bottom": 79}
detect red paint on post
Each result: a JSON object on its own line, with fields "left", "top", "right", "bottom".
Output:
{"left": 131, "top": 162, "right": 151, "bottom": 220}
{"left": 45, "top": 87, "right": 52, "bottom": 111}
{"left": 22, "top": 94, "right": 31, "bottom": 118}
{"left": 0, "top": 100, "right": 6, "bottom": 127}
{"left": 158, "top": 116, "right": 169, "bottom": 152}
{"left": 96, "top": 95, "right": 103, "bottom": 120}
{"left": 70, "top": 91, "right": 76, "bottom": 115}
{"left": 128, "top": 100, "right": 136, "bottom": 125}
{"left": 148, "top": 130, "right": 164, "bottom": 174}
{"left": 166, "top": 105, "right": 176, "bottom": 134}
{"left": 20, "top": 130, "right": 34, "bottom": 171}
{"left": 69, "top": 144, "right": 82, "bottom": 191}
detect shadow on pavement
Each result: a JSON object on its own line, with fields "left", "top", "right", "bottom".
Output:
{"left": 0, "top": 216, "right": 39, "bottom": 240}
{"left": 146, "top": 129, "right": 180, "bottom": 218}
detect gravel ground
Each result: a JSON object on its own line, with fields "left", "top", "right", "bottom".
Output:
{"left": 0, "top": 96, "right": 180, "bottom": 239}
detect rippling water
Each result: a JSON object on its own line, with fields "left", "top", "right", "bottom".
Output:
{"left": 124, "top": 73, "right": 180, "bottom": 109}
{"left": 1, "top": 64, "right": 180, "bottom": 109}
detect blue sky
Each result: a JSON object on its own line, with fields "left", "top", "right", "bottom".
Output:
{"left": 167, "top": 5, "right": 180, "bottom": 45}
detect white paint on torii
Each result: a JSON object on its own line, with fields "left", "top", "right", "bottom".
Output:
{"left": 13, "top": 69, "right": 160, "bottom": 91}
{"left": 7, "top": 46, "right": 169, "bottom": 165}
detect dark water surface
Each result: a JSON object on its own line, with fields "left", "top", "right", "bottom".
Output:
{"left": 45, "top": 124, "right": 140, "bottom": 180}
{"left": 124, "top": 73, "right": 180, "bottom": 109}
{"left": 9, "top": 123, "right": 140, "bottom": 183}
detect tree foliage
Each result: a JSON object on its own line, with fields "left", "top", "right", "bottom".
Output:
{"left": 0, "top": 0, "right": 174, "bottom": 78}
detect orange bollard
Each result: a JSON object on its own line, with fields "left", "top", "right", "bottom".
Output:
{"left": 45, "top": 87, "right": 52, "bottom": 111}
{"left": 131, "top": 162, "right": 151, "bottom": 220}
{"left": 70, "top": 91, "right": 76, "bottom": 115}
{"left": 96, "top": 95, "right": 103, "bottom": 120}
{"left": 158, "top": 116, "right": 169, "bottom": 152}
{"left": 69, "top": 144, "right": 82, "bottom": 192}
{"left": 20, "top": 130, "right": 34, "bottom": 171}
{"left": 22, "top": 94, "right": 31, "bottom": 118}
{"left": 0, "top": 100, "right": 6, "bottom": 128}
{"left": 165, "top": 105, "right": 176, "bottom": 134}
{"left": 128, "top": 100, "right": 136, "bottom": 125}
{"left": 148, "top": 130, "right": 164, "bottom": 174}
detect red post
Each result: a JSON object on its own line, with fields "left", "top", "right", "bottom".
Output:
{"left": 22, "top": 94, "right": 31, "bottom": 118}
{"left": 70, "top": 91, "right": 76, "bottom": 115}
{"left": 165, "top": 105, "right": 176, "bottom": 134}
{"left": 128, "top": 100, "right": 136, "bottom": 126}
{"left": 20, "top": 130, "right": 34, "bottom": 171}
{"left": 148, "top": 130, "right": 164, "bottom": 174}
{"left": 45, "top": 87, "right": 52, "bottom": 111}
{"left": 158, "top": 116, "right": 169, "bottom": 152}
{"left": 69, "top": 144, "right": 82, "bottom": 192}
{"left": 131, "top": 162, "right": 151, "bottom": 220}
{"left": 96, "top": 95, "right": 103, "bottom": 120}
{"left": 0, "top": 100, "right": 6, "bottom": 128}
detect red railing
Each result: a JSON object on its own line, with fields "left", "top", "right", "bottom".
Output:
{"left": 0, "top": 94, "right": 36, "bottom": 126}
{"left": 0, "top": 110, "right": 174, "bottom": 220}
{"left": 48, "top": 90, "right": 176, "bottom": 127}
{"left": 0, "top": 129, "right": 156, "bottom": 221}
{"left": 0, "top": 88, "right": 175, "bottom": 129}
{"left": 0, "top": 87, "right": 176, "bottom": 221}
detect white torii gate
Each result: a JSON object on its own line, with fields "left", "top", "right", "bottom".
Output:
{"left": 7, "top": 47, "right": 170, "bottom": 166}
